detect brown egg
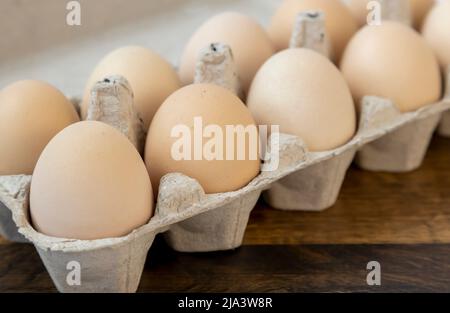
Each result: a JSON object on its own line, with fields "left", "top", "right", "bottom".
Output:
{"left": 30, "top": 121, "right": 153, "bottom": 240}
{"left": 81, "top": 46, "right": 180, "bottom": 129}
{"left": 0, "top": 80, "right": 79, "bottom": 175}
{"left": 268, "top": 0, "right": 358, "bottom": 62}
{"left": 422, "top": 1, "right": 450, "bottom": 69}
{"left": 345, "top": 0, "right": 434, "bottom": 29}
{"left": 179, "top": 12, "right": 274, "bottom": 93}
{"left": 145, "top": 84, "right": 260, "bottom": 194}
{"left": 341, "top": 22, "right": 441, "bottom": 112}
{"left": 247, "top": 48, "right": 356, "bottom": 152}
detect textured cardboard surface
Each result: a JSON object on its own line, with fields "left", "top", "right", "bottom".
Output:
{"left": 265, "top": 149, "right": 356, "bottom": 211}
{"left": 356, "top": 114, "right": 441, "bottom": 172}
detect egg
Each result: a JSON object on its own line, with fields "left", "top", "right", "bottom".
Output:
{"left": 344, "top": 0, "right": 370, "bottom": 27}
{"left": 345, "top": 0, "right": 434, "bottom": 28}
{"left": 145, "top": 84, "right": 260, "bottom": 194}
{"left": 422, "top": 1, "right": 450, "bottom": 69}
{"left": 341, "top": 22, "right": 441, "bottom": 112}
{"left": 268, "top": 0, "right": 358, "bottom": 62}
{"left": 81, "top": 46, "right": 180, "bottom": 129}
{"left": 0, "top": 80, "right": 79, "bottom": 175}
{"left": 30, "top": 121, "right": 153, "bottom": 240}
{"left": 179, "top": 12, "right": 274, "bottom": 93}
{"left": 247, "top": 48, "right": 356, "bottom": 152}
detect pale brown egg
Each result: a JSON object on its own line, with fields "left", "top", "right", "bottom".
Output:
{"left": 179, "top": 12, "right": 275, "bottom": 93}
{"left": 0, "top": 80, "right": 79, "bottom": 175}
{"left": 268, "top": 0, "right": 358, "bottom": 62}
{"left": 30, "top": 121, "right": 153, "bottom": 240}
{"left": 422, "top": 1, "right": 450, "bottom": 69}
{"left": 145, "top": 84, "right": 260, "bottom": 194}
{"left": 345, "top": 0, "right": 434, "bottom": 29}
{"left": 81, "top": 46, "right": 180, "bottom": 129}
{"left": 247, "top": 48, "right": 356, "bottom": 152}
{"left": 341, "top": 22, "right": 441, "bottom": 112}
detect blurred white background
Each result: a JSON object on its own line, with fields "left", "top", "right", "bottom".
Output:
{"left": 0, "top": 0, "right": 280, "bottom": 97}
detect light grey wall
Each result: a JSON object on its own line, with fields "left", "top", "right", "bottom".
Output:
{"left": 0, "top": 0, "right": 279, "bottom": 95}
{"left": 0, "top": 0, "right": 186, "bottom": 63}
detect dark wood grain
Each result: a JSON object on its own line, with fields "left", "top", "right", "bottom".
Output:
{"left": 1, "top": 237, "right": 450, "bottom": 293}
{"left": 2, "top": 135, "right": 450, "bottom": 292}
{"left": 246, "top": 136, "right": 450, "bottom": 245}
{"left": 139, "top": 239, "right": 450, "bottom": 293}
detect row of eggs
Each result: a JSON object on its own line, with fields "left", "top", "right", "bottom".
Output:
{"left": 1, "top": 0, "right": 449, "bottom": 241}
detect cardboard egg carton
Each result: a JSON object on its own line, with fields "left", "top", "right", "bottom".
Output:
{"left": 264, "top": 8, "right": 449, "bottom": 211}
{"left": 0, "top": 1, "right": 449, "bottom": 292}
{"left": 3, "top": 52, "right": 449, "bottom": 292}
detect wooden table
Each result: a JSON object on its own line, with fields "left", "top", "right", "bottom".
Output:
{"left": 1, "top": 136, "right": 450, "bottom": 293}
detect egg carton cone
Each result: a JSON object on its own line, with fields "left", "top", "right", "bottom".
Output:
{"left": 437, "top": 65, "right": 450, "bottom": 137}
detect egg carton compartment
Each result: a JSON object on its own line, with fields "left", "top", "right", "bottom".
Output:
{"left": 263, "top": 84, "right": 450, "bottom": 211}
{"left": 264, "top": 149, "right": 356, "bottom": 212}
{"left": 356, "top": 114, "right": 441, "bottom": 172}
{"left": 357, "top": 68, "right": 450, "bottom": 172}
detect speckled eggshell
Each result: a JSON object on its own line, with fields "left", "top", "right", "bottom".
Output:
{"left": 145, "top": 84, "right": 260, "bottom": 195}
{"left": 0, "top": 80, "right": 79, "bottom": 175}
{"left": 422, "top": 1, "right": 450, "bottom": 69}
{"left": 341, "top": 21, "right": 441, "bottom": 112}
{"left": 30, "top": 121, "right": 153, "bottom": 240}
{"left": 81, "top": 46, "right": 181, "bottom": 129}
{"left": 247, "top": 48, "right": 356, "bottom": 152}
{"left": 179, "top": 12, "right": 275, "bottom": 93}
{"left": 268, "top": 0, "right": 358, "bottom": 62}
